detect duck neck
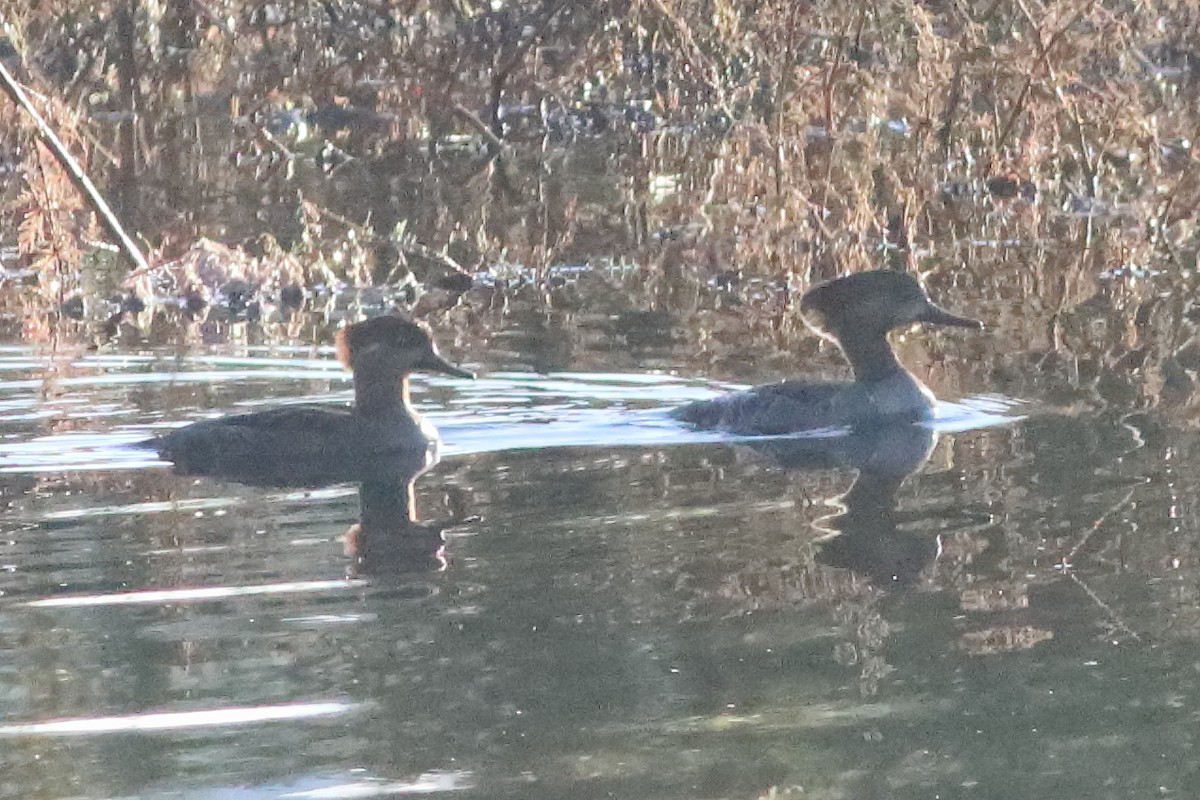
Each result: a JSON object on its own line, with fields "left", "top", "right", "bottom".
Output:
{"left": 353, "top": 368, "right": 416, "bottom": 416}
{"left": 837, "top": 331, "right": 906, "bottom": 383}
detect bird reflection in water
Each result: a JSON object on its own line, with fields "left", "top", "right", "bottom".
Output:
{"left": 751, "top": 424, "right": 940, "bottom": 589}
{"left": 344, "top": 469, "right": 468, "bottom": 576}
{"left": 162, "top": 442, "right": 468, "bottom": 574}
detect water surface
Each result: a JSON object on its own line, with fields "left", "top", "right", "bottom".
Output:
{"left": 0, "top": 336, "right": 1196, "bottom": 800}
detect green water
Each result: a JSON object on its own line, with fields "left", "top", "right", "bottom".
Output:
{"left": 0, "top": 331, "right": 1195, "bottom": 800}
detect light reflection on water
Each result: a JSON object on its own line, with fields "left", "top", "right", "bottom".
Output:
{"left": 25, "top": 578, "right": 365, "bottom": 608}
{"left": 108, "top": 769, "right": 477, "bottom": 799}
{"left": 2, "top": 344, "right": 1195, "bottom": 799}
{"left": 0, "top": 348, "right": 1025, "bottom": 472}
{"left": 0, "top": 700, "right": 358, "bottom": 736}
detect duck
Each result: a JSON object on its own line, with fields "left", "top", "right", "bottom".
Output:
{"left": 671, "top": 270, "right": 982, "bottom": 434}
{"left": 150, "top": 315, "right": 474, "bottom": 484}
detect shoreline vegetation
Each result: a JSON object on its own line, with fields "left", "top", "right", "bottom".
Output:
{"left": 0, "top": 1, "right": 1198, "bottom": 410}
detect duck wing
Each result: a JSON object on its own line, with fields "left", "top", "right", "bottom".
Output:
{"left": 153, "top": 405, "right": 358, "bottom": 482}
{"left": 149, "top": 406, "right": 437, "bottom": 486}
{"left": 671, "top": 380, "right": 848, "bottom": 434}
{"left": 154, "top": 405, "right": 354, "bottom": 454}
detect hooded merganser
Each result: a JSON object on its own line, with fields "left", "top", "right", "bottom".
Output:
{"left": 672, "top": 270, "right": 982, "bottom": 434}
{"left": 151, "top": 316, "right": 474, "bottom": 483}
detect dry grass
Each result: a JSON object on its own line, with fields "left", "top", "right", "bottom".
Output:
{"left": 0, "top": 0, "right": 1199, "bottom": 410}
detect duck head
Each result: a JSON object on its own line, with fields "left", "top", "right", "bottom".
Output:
{"left": 800, "top": 271, "right": 982, "bottom": 343}
{"left": 336, "top": 316, "right": 475, "bottom": 379}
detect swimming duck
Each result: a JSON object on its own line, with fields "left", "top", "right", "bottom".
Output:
{"left": 151, "top": 316, "right": 473, "bottom": 484}
{"left": 672, "top": 270, "right": 982, "bottom": 434}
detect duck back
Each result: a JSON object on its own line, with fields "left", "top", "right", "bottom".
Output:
{"left": 672, "top": 372, "right": 936, "bottom": 435}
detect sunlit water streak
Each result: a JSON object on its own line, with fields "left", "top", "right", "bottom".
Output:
{"left": 116, "top": 769, "right": 476, "bottom": 800}
{"left": 5, "top": 486, "right": 359, "bottom": 526}
{"left": 273, "top": 772, "right": 474, "bottom": 798}
{"left": 0, "top": 700, "right": 357, "bottom": 737}
{"left": 931, "top": 392, "right": 1029, "bottom": 431}
{"left": 0, "top": 368, "right": 343, "bottom": 392}
{"left": 25, "top": 578, "right": 365, "bottom": 608}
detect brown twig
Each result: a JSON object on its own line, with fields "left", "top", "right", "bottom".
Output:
{"left": 1012, "top": 0, "right": 1097, "bottom": 194}
{"left": 306, "top": 203, "right": 465, "bottom": 278}
{"left": 938, "top": 53, "right": 965, "bottom": 152}
{"left": 452, "top": 102, "right": 507, "bottom": 156}
{"left": 0, "top": 59, "right": 150, "bottom": 273}
{"left": 994, "top": 1, "right": 1090, "bottom": 161}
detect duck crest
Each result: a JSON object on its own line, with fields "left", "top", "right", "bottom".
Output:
{"left": 335, "top": 326, "right": 354, "bottom": 369}
{"left": 336, "top": 315, "right": 430, "bottom": 368}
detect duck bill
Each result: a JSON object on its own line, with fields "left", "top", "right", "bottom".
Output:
{"left": 421, "top": 351, "right": 476, "bottom": 379}
{"left": 919, "top": 305, "right": 983, "bottom": 330}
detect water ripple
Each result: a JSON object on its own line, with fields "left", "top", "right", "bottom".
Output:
{"left": 0, "top": 349, "right": 1027, "bottom": 474}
